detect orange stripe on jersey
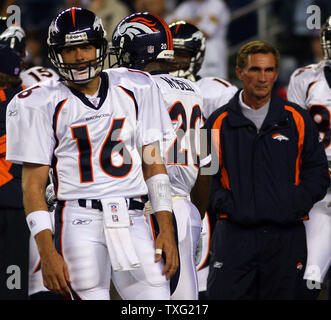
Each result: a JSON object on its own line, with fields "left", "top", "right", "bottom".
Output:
{"left": 127, "top": 69, "right": 150, "bottom": 77}
{"left": 71, "top": 7, "right": 76, "bottom": 27}
{"left": 149, "top": 215, "right": 157, "bottom": 242}
{"left": 55, "top": 98, "right": 68, "bottom": 127}
{"left": 285, "top": 105, "right": 305, "bottom": 185}
{"left": 211, "top": 112, "right": 230, "bottom": 189}
{"left": 306, "top": 81, "right": 317, "bottom": 99}
{"left": 68, "top": 282, "right": 82, "bottom": 300}
{"left": 0, "top": 89, "right": 6, "bottom": 102}
{"left": 32, "top": 260, "right": 41, "bottom": 274}
{"left": 118, "top": 86, "right": 138, "bottom": 119}
{"left": 53, "top": 98, "right": 68, "bottom": 197}
{"left": 197, "top": 211, "right": 211, "bottom": 271}
{"left": 213, "top": 78, "right": 230, "bottom": 87}
{"left": 60, "top": 202, "right": 66, "bottom": 259}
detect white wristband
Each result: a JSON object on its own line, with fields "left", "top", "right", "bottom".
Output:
{"left": 200, "top": 154, "right": 211, "bottom": 168}
{"left": 26, "top": 210, "right": 53, "bottom": 238}
{"left": 145, "top": 173, "right": 172, "bottom": 213}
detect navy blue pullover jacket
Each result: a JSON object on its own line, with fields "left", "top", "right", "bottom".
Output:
{"left": 204, "top": 90, "right": 330, "bottom": 226}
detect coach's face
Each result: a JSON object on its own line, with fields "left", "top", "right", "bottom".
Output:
{"left": 236, "top": 53, "right": 278, "bottom": 108}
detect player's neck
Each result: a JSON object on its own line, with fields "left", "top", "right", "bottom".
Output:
{"left": 144, "top": 61, "right": 167, "bottom": 73}
{"left": 67, "top": 76, "right": 100, "bottom": 96}
{"left": 242, "top": 91, "right": 271, "bottom": 110}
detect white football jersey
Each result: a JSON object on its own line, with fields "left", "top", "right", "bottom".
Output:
{"left": 196, "top": 76, "right": 238, "bottom": 119}
{"left": 6, "top": 68, "right": 175, "bottom": 200}
{"left": 288, "top": 62, "right": 331, "bottom": 160}
{"left": 20, "top": 66, "right": 59, "bottom": 88}
{"left": 152, "top": 73, "right": 204, "bottom": 196}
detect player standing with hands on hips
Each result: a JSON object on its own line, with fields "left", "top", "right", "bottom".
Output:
{"left": 6, "top": 7, "right": 178, "bottom": 300}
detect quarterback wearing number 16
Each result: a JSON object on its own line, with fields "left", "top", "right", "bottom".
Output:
{"left": 6, "top": 7, "right": 178, "bottom": 300}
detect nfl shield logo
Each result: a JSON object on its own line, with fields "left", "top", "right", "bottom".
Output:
{"left": 110, "top": 203, "right": 118, "bottom": 213}
{"left": 147, "top": 45, "right": 154, "bottom": 54}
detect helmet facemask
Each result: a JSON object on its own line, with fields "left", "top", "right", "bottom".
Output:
{"left": 168, "top": 47, "right": 194, "bottom": 79}
{"left": 169, "top": 40, "right": 205, "bottom": 81}
{"left": 49, "top": 39, "right": 108, "bottom": 83}
{"left": 321, "top": 25, "right": 331, "bottom": 61}
{"left": 109, "top": 36, "right": 131, "bottom": 68}
{"left": 47, "top": 8, "right": 108, "bottom": 84}
{"left": 169, "top": 22, "right": 206, "bottom": 81}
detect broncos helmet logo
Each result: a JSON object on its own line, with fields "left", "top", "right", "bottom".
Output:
{"left": 114, "top": 18, "right": 159, "bottom": 41}
{"left": 192, "top": 30, "right": 204, "bottom": 41}
{"left": 93, "top": 15, "right": 106, "bottom": 35}
{"left": 0, "top": 26, "right": 25, "bottom": 42}
{"left": 47, "top": 20, "right": 59, "bottom": 44}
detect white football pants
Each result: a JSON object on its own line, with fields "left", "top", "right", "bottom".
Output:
{"left": 303, "top": 189, "right": 331, "bottom": 283}
{"left": 171, "top": 197, "right": 201, "bottom": 300}
{"left": 54, "top": 201, "right": 170, "bottom": 300}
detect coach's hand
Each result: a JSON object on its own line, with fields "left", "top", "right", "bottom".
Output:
{"left": 154, "top": 211, "right": 178, "bottom": 280}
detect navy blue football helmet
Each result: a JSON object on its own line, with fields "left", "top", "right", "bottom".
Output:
{"left": 47, "top": 7, "right": 108, "bottom": 83}
{"left": 0, "top": 16, "right": 26, "bottom": 58}
{"left": 169, "top": 21, "right": 206, "bottom": 80}
{"left": 321, "top": 16, "right": 331, "bottom": 60}
{"left": 110, "top": 12, "right": 174, "bottom": 69}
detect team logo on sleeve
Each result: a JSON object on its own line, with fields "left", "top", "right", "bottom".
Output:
{"left": 272, "top": 133, "right": 289, "bottom": 141}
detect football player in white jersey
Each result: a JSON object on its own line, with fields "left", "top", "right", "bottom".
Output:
{"left": 21, "top": 64, "right": 60, "bottom": 299}
{"left": 20, "top": 66, "right": 59, "bottom": 88}
{"left": 168, "top": 21, "right": 238, "bottom": 299}
{"left": 111, "top": 12, "right": 205, "bottom": 300}
{"left": 6, "top": 7, "right": 178, "bottom": 300}
{"left": 287, "top": 17, "right": 331, "bottom": 299}
{"left": 0, "top": 20, "right": 60, "bottom": 89}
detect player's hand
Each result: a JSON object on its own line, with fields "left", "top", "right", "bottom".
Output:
{"left": 154, "top": 212, "right": 179, "bottom": 280}
{"left": 40, "top": 249, "right": 71, "bottom": 298}
{"left": 155, "top": 232, "right": 178, "bottom": 280}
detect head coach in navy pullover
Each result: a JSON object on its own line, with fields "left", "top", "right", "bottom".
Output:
{"left": 197, "top": 41, "right": 330, "bottom": 300}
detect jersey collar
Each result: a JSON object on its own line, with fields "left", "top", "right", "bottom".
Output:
{"left": 67, "top": 71, "right": 109, "bottom": 110}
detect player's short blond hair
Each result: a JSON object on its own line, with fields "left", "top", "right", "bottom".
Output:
{"left": 236, "top": 41, "right": 280, "bottom": 70}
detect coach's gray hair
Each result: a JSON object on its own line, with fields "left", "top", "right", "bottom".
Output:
{"left": 236, "top": 41, "right": 280, "bottom": 70}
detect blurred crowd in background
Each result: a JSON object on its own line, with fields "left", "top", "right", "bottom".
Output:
{"left": 1, "top": 0, "right": 331, "bottom": 94}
